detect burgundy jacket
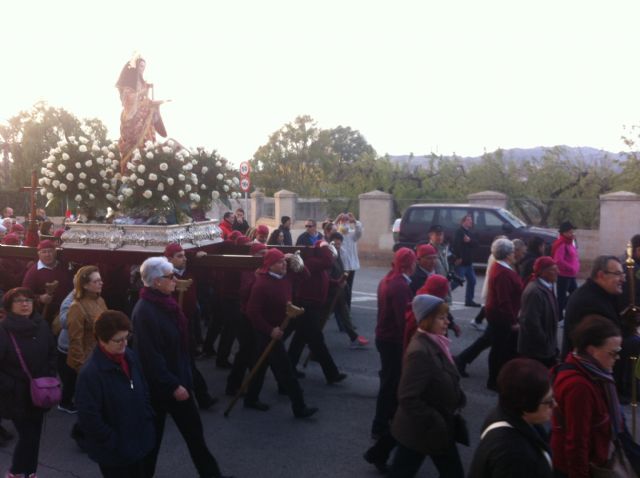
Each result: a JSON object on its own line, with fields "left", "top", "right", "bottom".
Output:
{"left": 22, "top": 261, "right": 74, "bottom": 323}
{"left": 295, "top": 247, "right": 334, "bottom": 307}
{"left": 485, "top": 262, "right": 522, "bottom": 327}
{"left": 246, "top": 271, "right": 297, "bottom": 336}
{"left": 375, "top": 273, "right": 414, "bottom": 344}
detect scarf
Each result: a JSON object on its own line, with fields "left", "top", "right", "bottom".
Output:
{"left": 139, "top": 287, "right": 189, "bottom": 351}
{"left": 418, "top": 329, "right": 454, "bottom": 364}
{"left": 572, "top": 352, "right": 623, "bottom": 436}
{"left": 98, "top": 343, "right": 130, "bottom": 379}
{"left": 2, "top": 313, "right": 40, "bottom": 337}
{"left": 551, "top": 234, "right": 573, "bottom": 257}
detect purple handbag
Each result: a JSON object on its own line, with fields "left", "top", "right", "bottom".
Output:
{"left": 8, "top": 333, "right": 61, "bottom": 409}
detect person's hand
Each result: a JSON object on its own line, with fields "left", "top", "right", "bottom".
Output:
{"left": 195, "top": 251, "right": 207, "bottom": 258}
{"left": 39, "top": 293, "right": 52, "bottom": 305}
{"left": 463, "top": 234, "right": 471, "bottom": 243}
{"left": 271, "top": 327, "right": 284, "bottom": 340}
{"left": 347, "top": 212, "right": 355, "bottom": 222}
{"left": 173, "top": 385, "right": 190, "bottom": 401}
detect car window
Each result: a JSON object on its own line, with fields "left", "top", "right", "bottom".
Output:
{"left": 439, "top": 208, "right": 476, "bottom": 229}
{"left": 483, "top": 211, "right": 505, "bottom": 228}
{"left": 406, "top": 207, "right": 435, "bottom": 225}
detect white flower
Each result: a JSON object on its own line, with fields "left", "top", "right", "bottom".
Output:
{"left": 89, "top": 193, "right": 95, "bottom": 200}
{"left": 182, "top": 150, "right": 190, "bottom": 157}
{"left": 52, "top": 147, "right": 61, "bottom": 154}
{"left": 73, "top": 162, "right": 80, "bottom": 169}
{"left": 200, "top": 184, "right": 206, "bottom": 190}
{"left": 106, "top": 193, "right": 115, "bottom": 201}
{"left": 178, "top": 190, "right": 185, "bottom": 197}
{"left": 68, "top": 136, "right": 76, "bottom": 142}
{"left": 168, "top": 140, "right": 175, "bottom": 147}
{"left": 102, "top": 183, "right": 110, "bottom": 190}
{"left": 178, "top": 174, "right": 185, "bottom": 181}
{"left": 158, "top": 182, "right": 165, "bottom": 191}
{"left": 79, "top": 145, "right": 88, "bottom": 153}
{"left": 52, "top": 180, "right": 60, "bottom": 188}
{"left": 144, "top": 140, "right": 154, "bottom": 150}
{"left": 136, "top": 179, "right": 145, "bottom": 186}
{"left": 145, "top": 152, "right": 154, "bottom": 159}
{"left": 108, "top": 143, "right": 116, "bottom": 151}
{"left": 99, "top": 170, "right": 107, "bottom": 178}
{"left": 78, "top": 183, "right": 86, "bottom": 190}
{"left": 90, "top": 178, "right": 97, "bottom": 184}
{"left": 111, "top": 160, "right": 119, "bottom": 168}
{"left": 216, "top": 161, "right": 222, "bottom": 167}
{"left": 66, "top": 173, "right": 74, "bottom": 181}
{"left": 48, "top": 155, "right": 56, "bottom": 162}
{"left": 232, "top": 177, "right": 240, "bottom": 185}
{"left": 79, "top": 172, "right": 87, "bottom": 179}
{"left": 148, "top": 173, "right": 157, "bottom": 181}
{"left": 43, "top": 178, "right": 51, "bottom": 185}
{"left": 117, "top": 195, "right": 124, "bottom": 201}
{"left": 231, "top": 192, "right": 239, "bottom": 199}
{"left": 225, "top": 179, "right": 232, "bottom": 185}
{"left": 127, "top": 162, "right": 135, "bottom": 170}
{"left": 56, "top": 141, "right": 66, "bottom": 148}
{"left": 162, "top": 195, "right": 169, "bottom": 202}
{"left": 137, "top": 164, "right": 146, "bottom": 174}
{"left": 212, "top": 191, "right": 220, "bottom": 199}
{"left": 108, "top": 152, "right": 115, "bottom": 159}
{"left": 46, "top": 192, "right": 54, "bottom": 200}
{"left": 175, "top": 153, "right": 184, "bottom": 162}
{"left": 114, "top": 173, "right": 122, "bottom": 180}
{"left": 39, "top": 188, "right": 46, "bottom": 196}
{"left": 216, "top": 173, "right": 223, "bottom": 180}
{"left": 47, "top": 163, "right": 54, "bottom": 170}
{"left": 75, "top": 194, "right": 82, "bottom": 202}
{"left": 85, "top": 160, "right": 92, "bottom": 167}
{"left": 143, "top": 190, "right": 152, "bottom": 199}
{"left": 79, "top": 136, "right": 89, "bottom": 144}
{"left": 59, "top": 183, "right": 68, "bottom": 192}
{"left": 182, "top": 163, "right": 193, "bottom": 171}
{"left": 92, "top": 143, "right": 100, "bottom": 152}
{"left": 185, "top": 184, "right": 192, "bottom": 192}
{"left": 201, "top": 166, "right": 208, "bottom": 174}
{"left": 38, "top": 178, "right": 45, "bottom": 186}
{"left": 101, "top": 146, "right": 109, "bottom": 154}
{"left": 167, "top": 178, "right": 174, "bottom": 186}
{"left": 191, "top": 174, "right": 198, "bottom": 184}
{"left": 96, "top": 157, "right": 104, "bottom": 165}
{"left": 58, "top": 164, "right": 66, "bottom": 173}
{"left": 223, "top": 185, "right": 229, "bottom": 192}
{"left": 162, "top": 146, "right": 172, "bottom": 154}
{"left": 123, "top": 188, "right": 134, "bottom": 197}
{"left": 159, "top": 163, "right": 168, "bottom": 171}
{"left": 190, "top": 193, "right": 200, "bottom": 202}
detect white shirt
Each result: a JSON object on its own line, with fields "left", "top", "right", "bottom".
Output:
{"left": 37, "top": 260, "right": 57, "bottom": 271}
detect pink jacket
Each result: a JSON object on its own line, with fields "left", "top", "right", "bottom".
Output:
{"left": 553, "top": 241, "right": 579, "bottom": 277}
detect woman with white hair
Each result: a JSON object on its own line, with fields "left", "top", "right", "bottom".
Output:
{"left": 131, "top": 256, "right": 229, "bottom": 478}
{"left": 485, "top": 238, "right": 523, "bottom": 391}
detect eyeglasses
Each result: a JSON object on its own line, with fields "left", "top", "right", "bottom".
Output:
{"left": 89, "top": 278, "right": 103, "bottom": 284}
{"left": 161, "top": 273, "right": 176, "bottom": 280}
{"left": 305, "top": 224, "right": 314, "bottom": 228}
{"left": 607, "top": 348, "right": 622, "bottom": 359}
{"left": 109, "top": 333, "right": 133, "bottom": 344}
{"left": 540, "top": 396, "right": 555, "bottom": 407}
{"left": 13, "top": 298, "right": 34, "bottom": 304}
{"left": 603, "top": 270, "right": 625, "bottom": 277}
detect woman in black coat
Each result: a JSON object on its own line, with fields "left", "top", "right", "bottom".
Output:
{"left": 75, "top": 310, "right": 155, "bottom": 478}
{"left": 468, "top": 358, "right": 553, "bottom": 478}
{"left": 0, "top": 287, "right": 56, "bottom": 477}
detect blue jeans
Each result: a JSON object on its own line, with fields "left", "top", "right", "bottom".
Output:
{"left": 455, "top": 265, "right": 477, "bottom": 304}
{"left": 389, "top": 442, "right": 464, "bottom": 478}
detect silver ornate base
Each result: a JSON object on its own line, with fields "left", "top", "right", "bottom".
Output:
{"left": 60, "top": 220, "right": 223, "bottom": 252}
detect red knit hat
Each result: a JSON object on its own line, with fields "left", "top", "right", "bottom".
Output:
{"left": 2, "top": 233, "right": 20, "bottom": 245}
{"left": 11, "top": 224, "right": 24, "bottom": 233}
{"left": 392, "top": 247, "right": 417, "bottom": 274}
{"left": 260, "top": 248, "right": 285, "bottom": 272}
{"left": 250, "top": 242, "right": 267, "bottom": 256}
{"left": 37, "top": 239, "right": 56, "bottom": 250}
{"left": 534, "top": 256, "right": 557, "bottom": 276}
{"left": 228, "top": 230, "right": 242, "bottom": 242}
{"left": 417, "top": 274, "right": 450, "bottom": 300}
{"left": 236, "top": 236, "right": 252, "bottom": 245}
{"left": 164, "top": 243, "right": 184, "bottom": 258}
{"left": 416, "top": 244, "right": 437, "bottom": 258}
{"left": 256, "top": 225, "right": 269, "bottom": 236}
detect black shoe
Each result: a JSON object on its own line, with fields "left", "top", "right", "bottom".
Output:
{"left": 294, "top": 369, "right": 306, "bottom": 379}
{"left": 244, "top": 400, "right": 270, "bottom": 412}
{"left": 454, "top": 356, "right": 469, "bottom": 378}
{"left": 294, "top": 406, "right": 318, "bottom": 419}
{"left": 465, "top": 301, "right": 482, "bottom": 308}
{"left": 216, "top": 359, "right": 233, "bottom": 369}
{"left": 364, "top": 448, "right": 389, "bottom": 474}
{"left": 327, "top": 372, "right": 347, "bottom": 385}
{"left": 198, "top": 395, "right": 219, "bottom": 410}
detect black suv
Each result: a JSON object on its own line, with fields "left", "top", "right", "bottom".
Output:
{"left": 393, "top": 203, "right": 557, "bottom": 264}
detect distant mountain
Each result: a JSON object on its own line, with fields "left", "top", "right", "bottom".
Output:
{"left": 388, "top": 146, "right": 628, "bottom": 169}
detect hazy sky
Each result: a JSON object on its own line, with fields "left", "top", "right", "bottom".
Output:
{"left": 2, "top": 0, "right": 639, "bottom": 165}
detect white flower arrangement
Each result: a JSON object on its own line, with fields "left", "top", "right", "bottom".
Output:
{"left": 143, "top": 190, "right": 152, "bottom": 199}
{"left": 79, "top": 145, "right": 88, "bottom": 153}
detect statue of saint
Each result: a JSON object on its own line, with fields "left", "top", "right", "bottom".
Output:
{"left": 116, "top": 54, "right": 168, "bottom": 174}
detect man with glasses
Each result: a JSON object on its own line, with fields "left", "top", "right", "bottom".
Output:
{"left": 296, "top": 219, "right": 323, "bottom": 246}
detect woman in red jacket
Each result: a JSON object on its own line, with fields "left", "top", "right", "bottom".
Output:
{"left": 552, "top": 315, "right": 624, "bottom": 478}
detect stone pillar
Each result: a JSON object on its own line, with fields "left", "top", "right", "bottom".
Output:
{"left": 274, "top": 190, "right": 297, "bottom": 225}
{"left": 250, "top": 190, "right": 265, "bottom": 226}
{"left": 359, "top": 190, "right": 393, "bottom": 253}
{"left": 599, "top": 191, "right": 640, "bottom": 255}
{"left": 467, "top": 191, "right": 508, "bottom": 209}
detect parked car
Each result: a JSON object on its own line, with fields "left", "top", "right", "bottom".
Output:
{"left": 392, "top": 217, "right": 402, "bottom": 243}
{"left": 393, "top": 203, "right": 557, "bottom": 265}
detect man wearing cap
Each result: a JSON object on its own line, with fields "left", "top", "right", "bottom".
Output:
{"left": 552, "top": 220, "right": 579, "bottom": 318}
{"left": 517, "top": 256, "right": 560, "bottom": 367}
{"left": 410, "top": 244, "right": 438, "bottom": 295}
{"left": 245, "top": 248, "right": 318, "bottom": 418}
{"left": 22, "top": 240, "right": 74, "bottom": 324}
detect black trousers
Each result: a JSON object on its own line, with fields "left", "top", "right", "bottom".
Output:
{"left": 456, "top": 328, "right": 491, "bottom": 366}
{"left": 98, "top": 455, "right": 154, "bottom": 478}
{"left": 11, "top": 413, "right": 44, "bottom": 475}
{"left": 389, "top": 442, "right": 464, "bottom": 478}
{"left": 246, "top": 332, "right": 306, "bottom": 413}
{"left": 487, "top": 322, "right": 518, "bottom": 389}
{"left": 191, "top": 359, "right": 212, "bottom": 405}
{"left": 150, "top": 396, "right": 221, "bottom": 478}
{"left": 345, "top": 270, "right": 356, "bottom": 307}
{"left": 556, "top": 275, "right": 577, "bottom": 318}
{"left": 371, "top": 339, "right": 403, "bottom": 437}
{"left": 57, "top": 351, "right": 77, "bottom": 407}
{"left": 226, "top": 313, "right": 257, "bottom": 393}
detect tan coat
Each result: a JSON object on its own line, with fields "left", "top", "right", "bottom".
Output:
{"left": 66, "top": 294, "right": 107, "bottom": 372}
{"left": 391, "top": 332, "right": 465, "bottom": 455}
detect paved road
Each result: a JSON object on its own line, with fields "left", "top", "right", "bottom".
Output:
{"left": 0, "top": 269, "right": 525, "bottom": 477}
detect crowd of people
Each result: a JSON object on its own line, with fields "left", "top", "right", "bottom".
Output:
{"left": 1, "top": 206, "right": 640, "bottom": 477}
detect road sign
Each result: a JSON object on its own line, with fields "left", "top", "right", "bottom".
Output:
{"left": 239, "top": 161, "right": 251, "bottom": 177}
{"left": 240, "top": 177, "right": 251, "bottom": 192}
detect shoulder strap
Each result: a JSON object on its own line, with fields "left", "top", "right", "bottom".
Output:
{"left": 480, "top": 421, "right": 513, "bottom": 440}
{"left": 7, "top": 333, "right": 33, "bottom": 381}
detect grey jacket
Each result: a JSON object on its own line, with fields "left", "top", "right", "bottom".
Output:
{"left": 517, "top": 278, "right": 560, "bottom": 360}
{"left": 391, "top": 332, "right": 465, "bottom": 455}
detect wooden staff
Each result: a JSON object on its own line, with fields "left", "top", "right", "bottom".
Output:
{"left": 175, "top": 278, "right": 193, "bottom": 309}
{"left": 41, "top": 280, "right": 59, "bottom": 324}
{"left": 623, "top": 241, "right": 640, "bottom": 438}
{"left": 224, "top": 302, "right": 304, "bottom": 417}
